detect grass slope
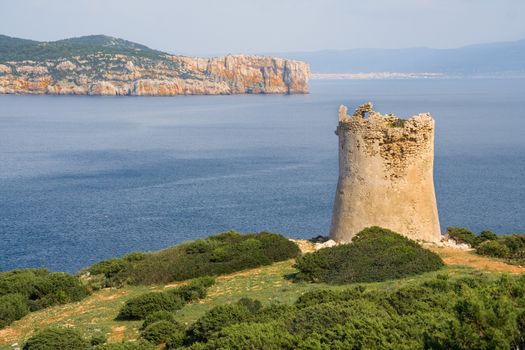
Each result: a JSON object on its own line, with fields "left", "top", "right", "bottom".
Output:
{"left": 0, "top": 247, "right": 520, "bottom": 349}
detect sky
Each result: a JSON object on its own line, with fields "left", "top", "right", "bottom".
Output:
{"left": 2, "top": 0, "right": 525, "bottom": 56}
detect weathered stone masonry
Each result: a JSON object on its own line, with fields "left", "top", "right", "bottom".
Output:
{"left": 330, "top": 102, "right": 441, "bottom": 242}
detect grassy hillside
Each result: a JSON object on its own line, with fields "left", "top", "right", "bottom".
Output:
{"left": 1, "top": 242, "right": 523, "bottom": 349}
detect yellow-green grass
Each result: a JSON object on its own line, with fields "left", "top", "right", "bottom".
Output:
{"left": 0, "top": 252, "right": 516, "bottom": 349}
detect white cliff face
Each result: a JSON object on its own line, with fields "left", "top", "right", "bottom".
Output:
{"left": 0, "top": 54, "right": 310, "bottom": 96}
{"left": 330, "top": 102, "right": 441, "bottom": 243}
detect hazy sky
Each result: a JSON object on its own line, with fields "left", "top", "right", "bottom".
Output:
{"left": 2, "top": 0, "right": 525, "bottom": 55}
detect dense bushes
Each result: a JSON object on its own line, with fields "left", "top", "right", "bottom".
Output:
{"left": 119, "top": 277, "right": 215, "bottom": 320}
{"left": 25, "top": 274, "right": 525, "bottom": 349}
{"left": 23, "top": 327, "right": 88, "bottom": 350}
{"left": 188, "top": 303, "right": 253, "bottom": 343}
{"left": 86, "top": 231, "right": 300, "bottom": 286}
{"left": 201, "top": 322, "right": 297, "bottom": 350}
{"left": 447, "top": 226, "right": 525, "bottom": 263}
{"left": 0, "top": 293, "right": 29, "bottom": 328}
{"left": 24, "top": 329, "right": 155, "bottom": 350}
{"left": 180, "top": 274, "right": 525, "bottom": 349}
{"left": 118, "top": 291, "right": 184, "bottom": 320}
{"left": 446, "top": 226, "right": 478, "bottom": 245}
{"left": 141, "top": 310, "right": 178, "bottom": 330}
{"left": 477, "top": 240, "right": 510, "bottom": 258}
{"left": 476, "top": 234, "right": 525, "bottom": 263}
{"left": 142, "top": 320, "right": 185, "bottom": 346}
{"left": 0, "top": 269, "right": 89, "bottom": 328}
{"left": 446, "top": 226, "right": 500, "bottom": 248}
{"left": 294, "top": 227, "right": 444, "bottom": 284}
{"left": 475, "top": 230, "right": 498, "bottom": 245}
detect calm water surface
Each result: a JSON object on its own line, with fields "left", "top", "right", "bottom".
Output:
{"left": 1, "top": 79, "right": 524, "bottom": 272}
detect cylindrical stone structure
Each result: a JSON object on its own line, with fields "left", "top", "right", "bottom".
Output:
{"left": 330, "top": 102, "right": 441, "bottom": 242}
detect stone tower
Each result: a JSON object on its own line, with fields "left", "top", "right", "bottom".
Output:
{"left": 330, "top": 102, "right": 441, "bottom": 243}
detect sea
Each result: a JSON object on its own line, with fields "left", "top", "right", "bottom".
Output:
{"left": 1, "top": 79, "right": 524, "bottom": 272}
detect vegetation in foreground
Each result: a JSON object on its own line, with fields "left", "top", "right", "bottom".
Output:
{"left": 19, "top": 272, "right": 525, "bottom": 350}
{"left": 3, "top": 227, "right": 525, "bottom": 350}
{"left": 0, "top": 231, "right": 297, "bottom": 331}
{"left": 118, "top": 277, "right": 215, "bottom": 320}
{"left": 86, "top": 231, "right": 300, "bottom": 287}
{"left": 447, "top": 226, "right": 525, "bottom": 264}
{"left": 294, "top": 226, "right": 444, "bottom": 284}
{"left": 0, "top": 269, "right": 89, "bottom": 329}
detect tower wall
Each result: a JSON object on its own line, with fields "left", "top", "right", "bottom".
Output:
{"left": 330, "top": 103, "right": 441, "bottom": 242}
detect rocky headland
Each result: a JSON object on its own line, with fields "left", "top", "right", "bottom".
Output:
{"left": 0, "top": 35, "right": 310, "bottom": 96}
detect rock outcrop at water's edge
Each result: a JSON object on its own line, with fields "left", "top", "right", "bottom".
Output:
{"left": 0, "top": 54, "right": 310, "bottom": 96}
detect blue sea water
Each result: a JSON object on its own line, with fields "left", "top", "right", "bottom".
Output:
{"left": 1, "top": 79, "right": 524, "bottom": 272}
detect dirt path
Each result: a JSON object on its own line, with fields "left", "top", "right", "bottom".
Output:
{"left": 107, "top": 326, "right": 126, "bottom": 342}
{"left": 292, "top": 239, "right": 316, "bottom": 253}
{"left": 430, "top": 246, "right": 525, "bottom": 273}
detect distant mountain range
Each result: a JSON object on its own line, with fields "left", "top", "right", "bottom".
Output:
{"left": 0, "top": 34, "right": 309, "bottom": 95}
{"left": 272, "top": 39, "right": 525, "bottom": 75}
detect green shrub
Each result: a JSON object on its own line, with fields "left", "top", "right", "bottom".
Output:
{"left": 294, "top": 226, "right": 444, "bottom": 284}
{"left": 255, "top": 232, "right": 301, "bottom": 262}
{"left": 206, "top": 322, "right": 297, "bottom": 350}
{"left": 471, "top": 233, "right": 525, "bottom": 264}
{"left": 288, "top": 299, "right": 390, "bottom": 336}
{"left": 23, "top": 327, "right": 88, "bottom": 350}
{"left": 141, "top": 310, "right": 178, "bottom": 330}
{"left": 120, "top": 277, "right": 215, "bottom": 320}
{"left": 476, "top": 240, "right": 510, "bottom": 258}
{"left": 502, "top": 235, "right": 525, "bottom": 254}
{"left": 191, "top": 276, "right": 216, "bottom": 288}
{"left": 87, "top": 259, "right": 128, "bottom": 287}
{"left": 142, "top": 320, "right": 185, "bottom": 346}
{"left": 170, "top": 277, "right": 215, "bottom": 302}
{"left": 87, "top": 231, "right": 300, "bottom": 286}
{"left": 180, "top": 275, "right": 525, "bottom": 349}
{"left": 0, "top": 293, "right": 29, "bottom": 328}
{"left": 27, "top": 273, "right": 90, "bottom": 310}
{"left": 187, "top": 304, "right": 252, "bottom": 342}
{"left": 170, "top": 284, "right": 207, "bottom": 302}
{"left": 294, "top": 286, "right": 366, "bottom": 308}
{"left": 474, "top": 230, "right": 498, "bottom": 246}
{"left": 446, "top": 227, "right": 477, "bottom": 245}
{"left": 184, "top": 240, "right": 220, "bottom": 255}
{"left": 85, "top": 252, "right": 144, "bottom": 288}
{"left": 297, "top": 319, "right": 409, "bottom": 350}
{"left": 517, "top": 310, "right": 525, "bottom": 348}
{"left": 237, "top": 297, "right": 262, "bottom": 314}
{"left": 118, "top": 292, "right": 184, "bottom": 320}
{"left": 253, "top": 304, "right": 295, "bottom": 323}
{"left": 122, "top": 252, "right": 147, "bottom": 262}
{"left": 0, "top": 269, "right": 89, "bottom": 328}
{"left": 0, "top": 270, "right": 89, "bottom": 307}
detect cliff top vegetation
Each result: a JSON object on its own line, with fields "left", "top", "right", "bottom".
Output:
{"left": 1, "top": 228, "right": 525, "bottom": 349}
{"left": 0, "top": 34, "right": 167, "bottom": 62}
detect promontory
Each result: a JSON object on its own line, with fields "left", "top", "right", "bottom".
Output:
{"left": 0, "top": 35, "right": 310, "bottom": 96}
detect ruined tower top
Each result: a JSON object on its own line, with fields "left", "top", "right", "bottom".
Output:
{"left": 330, "top": 102, "right": 441, "bottom": 243}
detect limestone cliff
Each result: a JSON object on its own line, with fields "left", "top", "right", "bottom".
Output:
{"left": 0, "top": 35, "right": 309, "bottom": 96}
{"left": 330, "top": 102, "right": 441, "bottom": 243}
